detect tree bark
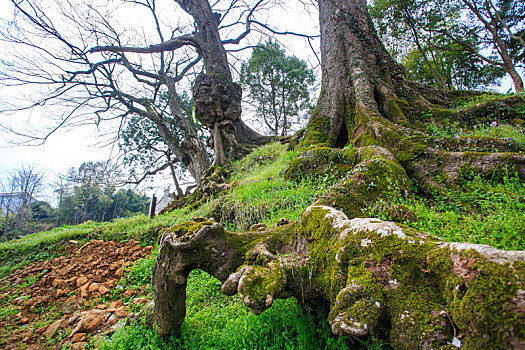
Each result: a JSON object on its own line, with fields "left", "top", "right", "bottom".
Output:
{"left": 176, "top": 0, "right": 268, "bottom": 164}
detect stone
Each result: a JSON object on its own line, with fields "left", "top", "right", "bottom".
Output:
{"left": 96, "top": 304, "right": 107, "bottom": 310}
{"left": 35, "top": 325, "right": 48, "bottom": 335}
{"left": 55, "top": 289, "right": 65, "bottom": 298}
{"left": 133, "top": 297, "right": 150, "bottom": 306}
{"left": 114, "top": 306, "right": 128, "bottom": 318}
{"left": 71, "top": 332, "right": 87, "bottom": 343}
{"left": 45, "top": 319, "right": 63, "bottom": 338}
{"left": 123, "top": 289, "right": 136, "bottom": 297}
{"left": 52, "top": 279, "right": 65, "bottom": 288}
{"left": 107, "top": 300, "right": 122, "bottom": 312}
{"left": 76, "top": 276, "right": 88, "bottom": 288}
{"left": 83, "top": 314, "right": 105, "bottom": 331}
{"left": 88, "top": 282, "right": 100, "bottom": 293}
{"left": 71, "top": 342, "right": 88, "bottom": 350}
{"left": 69, "top": 312, "right": 81, "bottom": 325}
{"left": 60, "top": 299, "right": 81, "bottom": 314}
{"left": 98, "top": 285, "right": 110, "bottom": 295}
{"left": 115, "top": 268, "right": 123, "bottom": 278}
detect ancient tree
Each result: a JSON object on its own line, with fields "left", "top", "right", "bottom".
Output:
{"left": 151, "top": 0, "right": 525, "bottom": 348}
{"left": 2, "top": 0, "right": 275, "bottom": 182}
{"left": 92, "top": 0, "right": 269, "bottom": 166}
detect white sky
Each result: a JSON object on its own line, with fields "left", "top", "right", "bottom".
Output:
{"left": 0, "top": 0, "right": 320, "bottom": 204}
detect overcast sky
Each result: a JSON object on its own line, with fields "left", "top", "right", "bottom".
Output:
{"left": 0, "top": 0, "right": 320, "bottom": 204}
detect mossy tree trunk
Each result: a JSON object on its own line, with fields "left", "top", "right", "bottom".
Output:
{"left": 152, "top": 207, "right": 525, "bottom": 348}
{"left": 305, "top": 0, "right": 525, "bottom": 195}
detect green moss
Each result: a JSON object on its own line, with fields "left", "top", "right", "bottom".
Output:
{"left": 166, "top": 218, "right": 216, "bottom": 241}
{"left": 315, "top": 146, "right": 410, "bottom": 218}
{"left": 385, "top": 99, "right": 408, "bottom": 123}
{"left": 301, "top": 109, "right": 332, "bottom": 148}
{"left": 283, "top": 147, "right": 358, "bottom": 181}
{"left": 237, "top": 262, "right": 287, "bottom": 314}
{"left": 432, "top": 108, "right": 457, "bottom": 119}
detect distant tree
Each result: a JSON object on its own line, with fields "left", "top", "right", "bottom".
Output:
{"left": 8, "top": 165, "right": 45, "bottom": 237}
{"left": 29, "top": 201, "right": 55, "bottom": 220}
{"left": 400, "top": 44, "right": 505, "bottom": 90}
{"left": 241, "top": 40, "right": 316, "bottom": 137}
{"left": 57, "top": 162, "right": 148, "bottom": 224}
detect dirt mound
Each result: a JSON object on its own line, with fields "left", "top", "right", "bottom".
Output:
{"left": 0, "top": 239, "right": 153, "bottom": 349}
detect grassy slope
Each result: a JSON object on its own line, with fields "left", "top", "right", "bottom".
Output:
{"left": 1, "top": 108, "right": 525, "bottom": 349}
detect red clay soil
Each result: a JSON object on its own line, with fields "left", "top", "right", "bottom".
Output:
{"left": 0, "top": 239, "right": 154, "bottom": 349}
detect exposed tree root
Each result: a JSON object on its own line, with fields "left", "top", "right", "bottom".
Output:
{"left": 152, "top": 205, "right": 525, "bottom": 349}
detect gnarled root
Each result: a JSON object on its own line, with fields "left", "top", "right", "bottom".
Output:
{"left": 152, "top": 207, "right": 525, "bottom": 348}
{"left": 152, "top": 218, "right": 254, "bottom": 336}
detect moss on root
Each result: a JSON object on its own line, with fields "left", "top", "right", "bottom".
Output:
{"left": 296, "top": 206, "right": 524, "bottom": 349}
{"left": 314, "top": 146, "right": 410, "bottom": 218}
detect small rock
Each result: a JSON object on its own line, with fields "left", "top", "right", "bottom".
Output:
{"left": 52, "top": 279, "right": 65, "bottom": 288}
{"left": 60, "top": 299, "right": 81, "bottom": 314}
{"left": 96, "top": 303, "right": 107, "bottom": 310}
{"left": 84, "top": 314, "right": 105, "bottom": 331}
{"left": 115, "top": 306, "right": 128, "bottom": 318}
{"left": 69, "top": 312, "right": 81, "bottom": 325}
{"left": 69, "top": 240, "right": 79, "bottom": 244}
{"left": 71, "top": 342, "right": 88, "bottom": 350}
{"left": 71, "top": 332, "right": 87, "bottom": 343}
{"left": 45, "top": 319, "right": 63, "bottom": 338}
{"left": 76, "top": 276, "right": 88, "bottom": 288}
{"left": 123, "top": 289, "right": 136, "bottom": 298}
{"left": 88, "top": 282, "right": 100, "bottom": 293}
{"left": 98, "top": 285, "right": 110, "bottom": 295}
{"left": 56, "top": 289, "right": 65, "bottom": 298}
{"left": 36, "top": 325, "right": 48, "bottom": 335}
{"left": 115, "top": 268, "right": 123, "bottom": 278}
{"left": 133, "top": 297, "right": 150, "bottom": 306}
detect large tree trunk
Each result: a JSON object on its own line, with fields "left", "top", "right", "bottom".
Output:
{"left": 176, "top": 0, "right": 268, "bottom": 165}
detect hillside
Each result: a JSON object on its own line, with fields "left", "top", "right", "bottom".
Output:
{"left": 1, "top": 106, "right": 525, "bottom": 349}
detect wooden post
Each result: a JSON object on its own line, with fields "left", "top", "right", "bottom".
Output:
{"left": 148, "top": 194, "right": 157, "bottom": 219}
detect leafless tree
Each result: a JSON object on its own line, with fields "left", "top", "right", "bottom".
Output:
{"left": 1, "top": 0, "right": 319, "bottom": 181}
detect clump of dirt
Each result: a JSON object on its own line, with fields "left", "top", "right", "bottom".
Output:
{"left": 0, "top": 239, "right": 154, "bottom": 349}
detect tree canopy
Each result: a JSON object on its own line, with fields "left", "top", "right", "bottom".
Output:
{"left": 241, "top": 40, "right": 316, "bottom": 136}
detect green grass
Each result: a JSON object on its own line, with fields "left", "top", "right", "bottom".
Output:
{"left": 100, "top": 268, "right": 381, "bottom": 350}
{"left": 214, "top": 143, "right": 337, "bottom": 230}
{"left": 367, "top": 172, "right": 525, "bottom": 251}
